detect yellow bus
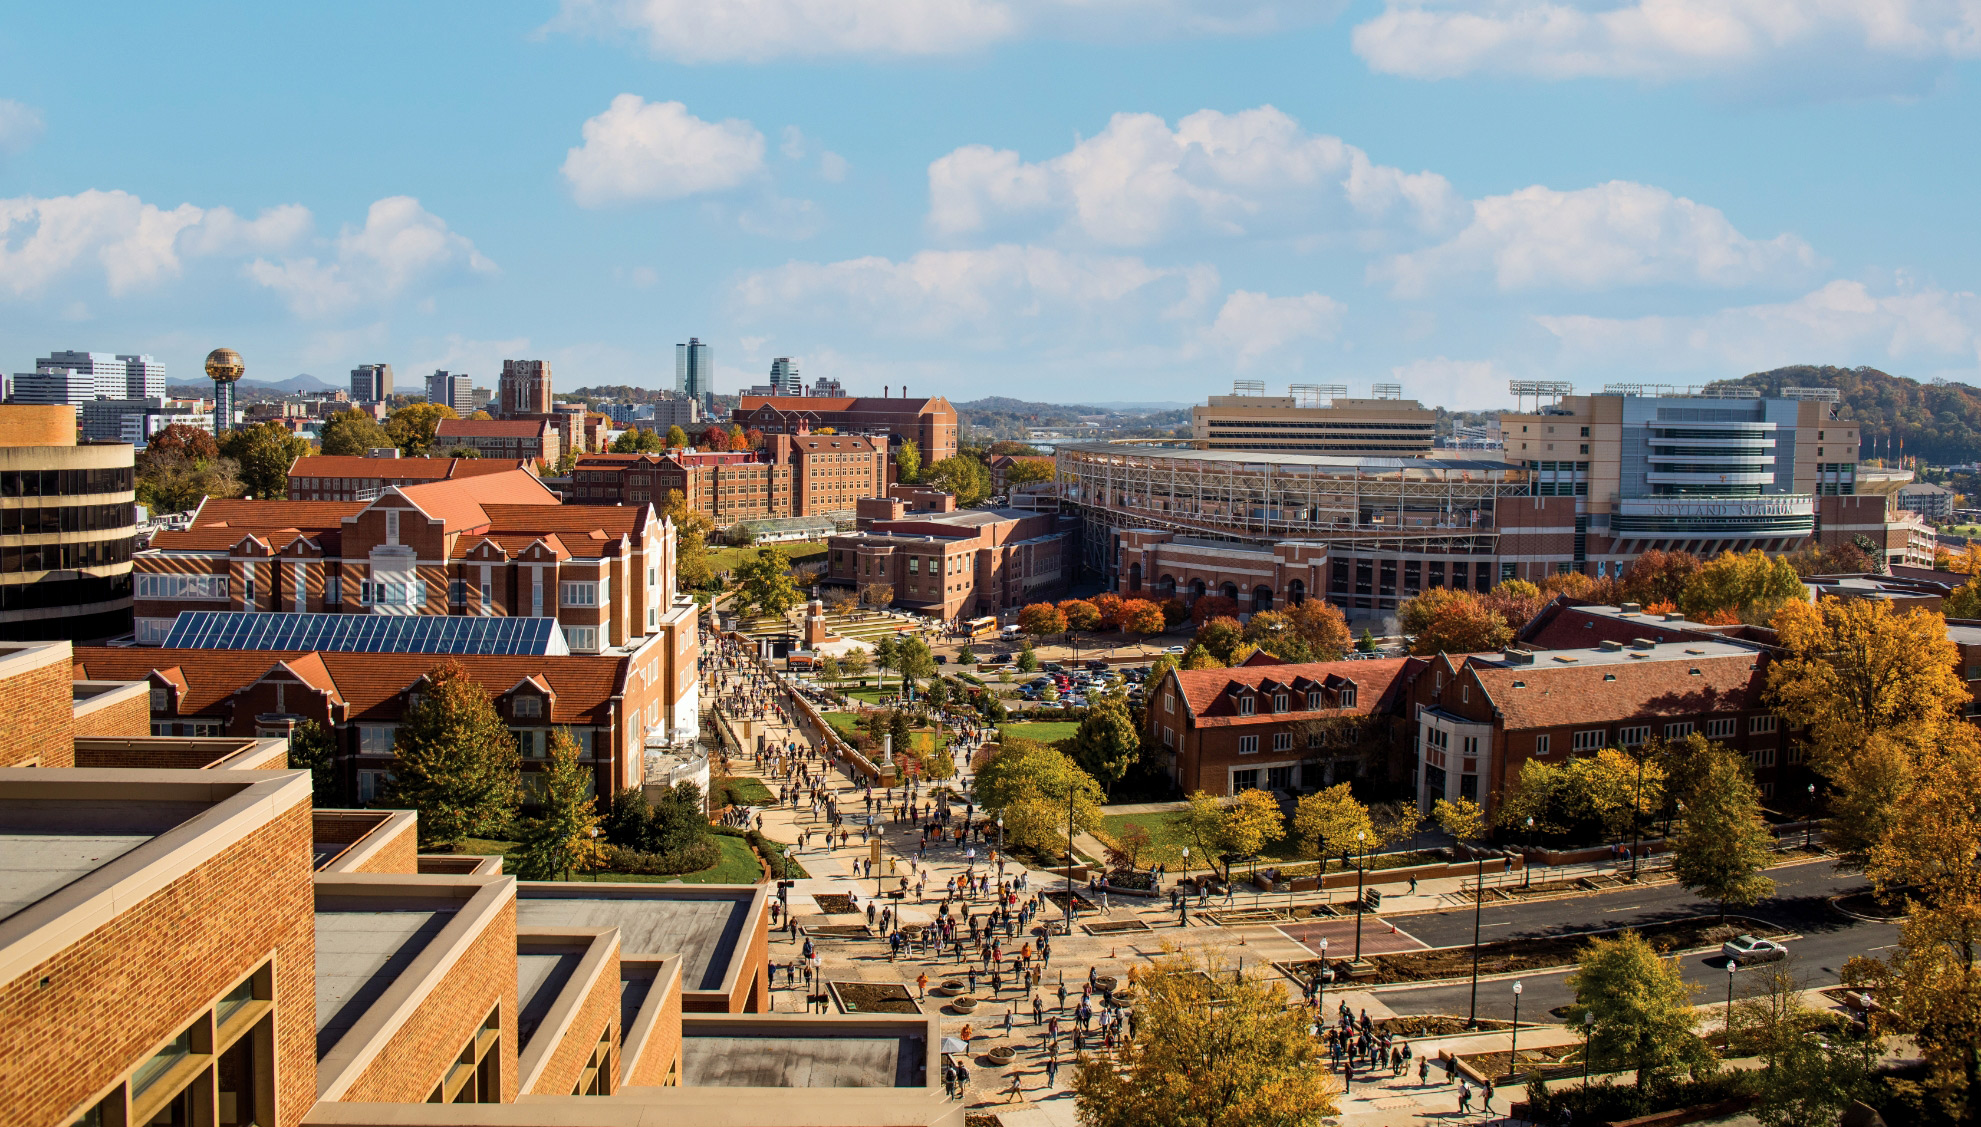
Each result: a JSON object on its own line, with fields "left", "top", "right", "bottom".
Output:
{"left": 967, "top": 616, "right": 999, "bottom": 641}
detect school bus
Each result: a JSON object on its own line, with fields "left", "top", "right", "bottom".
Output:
{"left": 967, "top": 616, "right": 999, "bottom": 641}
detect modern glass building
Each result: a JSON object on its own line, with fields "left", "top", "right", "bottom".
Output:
{"left": 676, "top": 338, "right": 713, "bottom": 409}
{"left": 0, "top": 405, "right": 137, "bottom": 641}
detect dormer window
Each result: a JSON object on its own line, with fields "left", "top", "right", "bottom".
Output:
{"left": 1339, "top": 686, "right": 1357, "bottom": 708}
{"left": 1237, "top": 696, "right": 1255, "bottom": 717}
{"left": 514, "top": 696, "right": 541, "bottom": 718}
{"left": 1307, "top": 690, "right": 1322, "bottom": 710}
{"left": 1273, "top": 693, "right": 1288, "bottom": 713}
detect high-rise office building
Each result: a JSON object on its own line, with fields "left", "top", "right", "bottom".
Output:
{"left": 426, "top": 369, "right": 473, "bottom": 413}
{"left": 350, "top": 362, "right": 393, "bottom": 403}
{"left": 7, "top": 351, "right": 165, "bottom": 406}
{"left": 676, "top": 338, "right": 713, "bottom": 407}
{"left": 499, "top": 359, "right": 553, "bottom": 416}
{"left": 769, "top": 357, "right": 799, "bottom": 395}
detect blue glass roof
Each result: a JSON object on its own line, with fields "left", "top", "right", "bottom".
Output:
{"left": 160, "top": 612, "right": 570, "bottom": 656}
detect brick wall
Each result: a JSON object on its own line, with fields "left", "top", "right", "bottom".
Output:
{"left": 349, "top": 823, "right": 419, "bottom": 875}
{"left": 72, "top": 691, "right": 149, "bottom": 739}
{"left": 737, "top": 903, "right": 770, "bottom": 1013}
{"left": 0, "top": 797, "right": 315, "bottom": 1127}
{"left": 531, "top": 947, "right": 620, "bottom": 1096}
{"left": 339, "top": 898, "right": 519, "bottom": 1104}
{"left": 0, "top": 656, "right": 74, "bottom": 767}
{"left": 625, "top": 970, "right": 682, "bottom": 1087}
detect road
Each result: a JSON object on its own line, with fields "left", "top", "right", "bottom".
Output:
{"left": 1373, "top": 860, "right": 1898, "bottom": 1020}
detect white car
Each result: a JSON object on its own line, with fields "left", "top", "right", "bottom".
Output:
{"left": 1720, "top": 935, "right": 1787, "bottom": 963}
{"left": 1166, "top": 645, "right": 1187, "bottom": 654}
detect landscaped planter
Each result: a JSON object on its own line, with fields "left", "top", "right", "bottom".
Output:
{"left": 1099, "top": 878, "right": 1162, "bottom": 898}
{"left": 937, "top": 979, "right": 967, "bottom": 997}
{"left": 951, "top": 996, "right": 978, "bottom": 1013}
{"left": 986, "top": 1046, "right": 1015, "bottom": 1065}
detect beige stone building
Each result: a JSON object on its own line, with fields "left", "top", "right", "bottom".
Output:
{"left": 1189, "top": 391, "right": 1437, "bottom": 456}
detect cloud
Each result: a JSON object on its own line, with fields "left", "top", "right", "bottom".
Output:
{"left": 731, "top": 243, "right": 1219, "bottom": 343}
{"left": 1351, "top": 0, "right": 1981, "bottom": 85}
{"left": 1374, "top": 181, "right": 1817, "bottom": 296}
{"left": 820, "top": 151, "right": 849, "bottom": 182}
{"left": 562, "top": 95, "right": 766, "bottom": 207}
{"left": 1386, "top": 356, "right": 1510, "bottom": 408}
{"left": 405, "top": 333, "right": 534, "bottom": 380}
{"left": 0, "top": 100, "right": 44, "bottom": 154}
{"left": 550, "top": 0, "right": 1335, "bottom": 62}
{"left": 928, "top": 105, "right": 1464, "bottom": 248}
{"left": 1200, "top": 290, "right": 1345, "bottom": 369}
{"left": 0, "top": 190, "right": 310, "bottom": 297}
{"left": 246, "top": 196, "right": 495, "bottom": 317}
{"left": 1537, "top": 280, "right": 1981, "bottom": 374}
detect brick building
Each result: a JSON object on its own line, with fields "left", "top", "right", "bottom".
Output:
{"left": 570, "top": 433, "right": 887, "bottom": 524}
{"left": 825, "top": 506, "right": 1078, "bottom": 619}
{"left": 435, "top": 417, "right": 560, "bottom": 466}
{"left": 1147, "top": 656, "right": 1420, "bottom": 796}
{"left": 733, "top": 392, "right": 959, "bottom": 465}
{"left": 286, "top": 453, "right": 535, "bottom": 501}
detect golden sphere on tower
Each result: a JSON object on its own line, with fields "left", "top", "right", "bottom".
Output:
{"left": 204, "top": 347, "right": 245, "bottom": 383}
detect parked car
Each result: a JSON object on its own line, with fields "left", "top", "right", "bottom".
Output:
{"left": 934, "top": 655, "right": 948, "bottom": 664}
{"left": 982, "top": 653, "right": 1010, "bottom": 665}
{"left": 1042, "top": 662, "right": 1064, "bottom": 673}
{"left": 1165, "top": 645, "right": 1187, "bottom": 654}
{"left": 1085, "top": 659, "right": 1109, "bottom": 671}
{"left": 1721, "top": 935, "right": 1787, "bottom": 963}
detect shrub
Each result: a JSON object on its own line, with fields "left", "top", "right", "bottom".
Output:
{"left": 604, "top": 839, "right": 721, "bottom": 875}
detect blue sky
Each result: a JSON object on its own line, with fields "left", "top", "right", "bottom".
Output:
{"left": 3, "top": 1, "right": 1979, "bottom": 409}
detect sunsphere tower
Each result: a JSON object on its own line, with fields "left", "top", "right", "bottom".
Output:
{"left": 204, "top": 348, "right": 244, "bottom": 437}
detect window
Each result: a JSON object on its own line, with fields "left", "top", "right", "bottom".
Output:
{"left": 150, "top": 686, "right": 168, "bottom": 711}
{"left": 1267, "top": 766, "right": 1293, "bottom": 790}
{"left": 1664, "top": 722, "right": 1694, "bottom": 740}
{"left": 1273, "top": 732, "right": 1292, "bottom": 751}
{"left": 1237, "top": 696, "right": 1255, "bottom": 716}
{"left": 909, "top": 557, "right": 919, "bottom": 574}
{"left": 1749, "top": 745, "right": 1777, "bottom": 767}
{"left": 1572, "top": 729, "right": 1604, "bottom": 751}
{"left": 1308, "top": 730, "right": 1323, "bottom": 748}
{"left": 1339, "top": 686, "right": 1356, "bottom": 708}
{"left": 1750, "top": 715, "right": 1778, "bottom": 734}
{"left": 1307, "top": 690, "right": 1322, "bottom": 709}
{"left": 135, "top": 617, "right": 175, "bottom": 644}
{"left": 1274, "top": 693, "right": 1288, "bottom": 712}
{"left": 561, "top": 581, "right": 599, "bottom": 606}
{"left": 358, "top": 725, "right": 396, "bottom": 754}
{"left": 1535, "top": 734, "right": 1551, "bottom": 755}
{"left": 242, "top": 563, "right": 256, "bottom": 605}
{"left": 516, "top": 729, "right": 545, "bottom": 758}
{"left": 324, "top": 576, "right": 340, "bottom": 604}
{"left": 1233, "top": 769, "right": 1260, "bottom": 791}
{"left": 1617, "top": 726, "right": 1650, "bottom": 746}
{"left": 1163, "top": 692, "right": 1173, "bottom": 714}
{"left": 1238, "top": 735, "right": 1259, "bottom": 754}
{"left": 514, "top": 695, "right": 542, "bottom": 718}
{"left": 1161, "top": 726, "right": 1174, "bottom": 749}
{"left": 137, "top": 572, "right": 229, "bottom": 600}
{"left": 1461, "top": 684, "right": 1469, "bottom": 703}
{"left": 1705, "top": 718, "right": 1737, "bottom": 740}
{"left": 566, "top": 625, "right": 599, "bottom": 652}
{"left": 385, "top": 509, "right": 399, "bottom": 542}
{"left": 449, "top": 578, "right": 468, "bottom": 605}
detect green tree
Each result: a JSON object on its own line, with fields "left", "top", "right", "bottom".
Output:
{"left": 658, "top": 490, "right": 714, "bottom": 590}
{"left": 1738, "top": 964, "right": 1881, "bottom": 1127}
{"left": 1196, "top": 616, "right": 1244, "bottom": 664}
{"left": 1669, "top": 751, "right": 1776, "bottom": 918}
{"left": 1564, "top": 930, "right": 1714, "bottom": 1089}
{"left": 381, "top": 661, "right": 521, "bottom": 849}
{"left": 1004, "top": 458, "right": 1054, "bottom": 489}
{"left": 553, "top": 447, "right": 579, "bottom": 475}
{"left": 318, "top": 409, "right": 393, "bottom": 456}
{"left": 511, "top": 729, "right": 605, "bottom": 881}
{"left": 665, "top": 424, "right": 689, "bottom": 449}
{"left": 1015, "top": 641, "right": 1039, "bottom": 673}
{"left": 1356, "top": 627, "right": 1378, "bottom": 653}
{"left": 733, "top": 546, "right": 801, "bottom": 618}
{"left": 136, "top": 446, "right": 242, "bottom": 514}
{"left": 895, "top": 637, "right": 936, "bottom": 696}
{"left": 972, "top": 738, "right": 1105, "bottom": 854}
{"left": 895, "top": 439, "right": 921, "bottom": 484}
{"left": 385, "top": 402, "right": 458, "bottom": 457}
{"left": 873, "top": 635, "right": 900, "bottom": 692}
{"left": 609, "top": 428, "right": 640, "bottom": 453}
{"left": 219, "top": 421, "right": 311, "bottom": 500}
{"left": 287, "top": 719, "right": 342, "bottom": 805}
{"left": 924, "top": 454, "right": 991, "bottom": 506}
{"left": 1072, "top": 949, "right": 1337, "bottom": 1127}
{"left": 1067, "top": 692, "right": 1140, "bottom": 796}
{"left": 1181, "top": 645, "right": 1224, "bottom": 670}
{"left": 1494, "top": 749, "right": 1664, "bottom": 842}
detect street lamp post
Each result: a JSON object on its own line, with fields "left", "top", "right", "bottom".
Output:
{"left": 1631, "top": 749, "right": 1645, "bottom": 879}
{"left": 1065, "top": 785, "right": 1076, "bottom": 935}
{"left": 1317, "top": 937, "right": 1330, "bottom": 1017}
{"left": 1523, "top": 816, "right": 1535, "bottom": 888}
{"left": 1353, "top": 830, "right": 1368, "bottom": 960}
{"left": 1805, "top": 783, "right": 1816, "bottom": 850}
{"left": 1582, "top": 1012, "right": 1595, "bottom": 1089}
{"left": 1467, "top": 852, "right": 1488, "bottom": 1027}
{"left": 1508, "top": 981, "right": 1523, "bottom": 1081}
{"left": 588, "top": 827, "right": 600, "bottom": 882}
{"left": 1725, "top": 959, "right": 1739, "bottom": 1045}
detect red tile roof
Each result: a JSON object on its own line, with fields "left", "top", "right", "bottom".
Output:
{"left": 1169, "top": 657, "right": 1416, "bottom": 727}
{"left": 394, "top": 471, "right": 561, "bottom": 533}
{"left": 482, "top": 504, "right": 649, "bottom": 543}
{"left": 1463, "top": 652, "right": 1766, "bottom": 731}
{"left": 737, "top": 395, "right": 949, "bottom": 414}
{"left": 150, "top": 499, "right": 366, "bottom": 551}
{"left": 437, "top": 418, "right": 553, "bottom": 438}
{"left": 288, "top": 455, "right": 532, "bottom": 481}
{"left": 1518, "top": 601, "right": 1740, "bottom": 651}
{"left": 72, "top": 648, "right": 629, "bottom": 725}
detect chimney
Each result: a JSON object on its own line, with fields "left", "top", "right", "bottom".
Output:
{"left": 884, "top": 386, "right": 889, "bottom": 398}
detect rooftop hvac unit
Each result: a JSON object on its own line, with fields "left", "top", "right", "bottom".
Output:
{"left": 1371, "top": 383, "right": 1403, "bottom": 400}
{"left": 1232, "top": 379, "right": 1266, "bottom": 396}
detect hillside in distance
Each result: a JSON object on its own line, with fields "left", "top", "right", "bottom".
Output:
{"left": 1708, "top": 365, "right": 1981, "bottom": 465}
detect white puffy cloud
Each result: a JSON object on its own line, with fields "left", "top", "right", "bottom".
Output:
{"left": 927, "top": 105, "right": 1463, "bottom": 247}
{"left": 1200, "top": 290, "right": 1345, "bottom": 369}
{"left": 732, "top": 244, "right": 1219, "bottom": 343}
{"left": 562, "top": 96, "right": 766, "bottom": 207}
{"left": 1537, "top": 280, "right": 1981, "bottom": 373}
{"left": 0, "top": 100, "right": 44, "bottom": 154}
{"left": 550, "top": 0, "right": 1333, "bottom": 62}
{"left": 1352, "top": 0, "right": 1981, "bottom": 83}
{"left": 0, "top": 190, "right": 310, "bottom": 297}
{"left": 1386, "top": 356, "right": 1511, "bottom": 408}
{"left": 1373, "top": 181, "right": 1816, "bottom": 296}
{"left": 246, "top": 197, "right": 495, "bottom": 317}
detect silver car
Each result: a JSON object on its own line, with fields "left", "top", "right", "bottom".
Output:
{"left": 1720, "top": 934, "right": 1786, "bottom": 963}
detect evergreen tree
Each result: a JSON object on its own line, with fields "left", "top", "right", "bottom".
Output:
{"left": 381, "top": 661, "right": 520, "bottom": 849}
{"left": 512, "top": 729, "right": 604, "bottom": 881}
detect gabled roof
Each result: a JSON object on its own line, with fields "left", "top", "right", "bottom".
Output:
{"left": 288, "top": 455, "right": 533, "bottom": 481}
{"left": 389, "top": 470, "right": 562, "bottom": 534}
{"left": 1169, "top": 657, "right": 1415, "bottom": 727}
{"left": 482, "top": 504, "right": 649, "bottom": 544}
{"left": 1462, "top": 652, "right": 1766, "bottom": 731}
{"left": 150, "top": 499, "right": 365, "bottom": 551}
{"left": 737, "top": 395, "right": 949, "bottom": 415}
{"left": 436, "top": 418, "right": 553, "bottom": 438}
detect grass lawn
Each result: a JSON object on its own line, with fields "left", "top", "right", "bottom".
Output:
{"left": 718, "top": 776, "right": 776, "bottom": 806}
{"left": 454, "top": 833, "right": 764, "bottom": 884}
{"left": 1100, "top": 811, "right": 1306, "bottom": 867}
{"left": 708, "top": 540, "right": 827, "bottom": 576}
{"left": 1001, "top": 720, "right": 1081, "bottom": 744}
{"left": 823, "top": 711, "right": 861, "bottom": 738}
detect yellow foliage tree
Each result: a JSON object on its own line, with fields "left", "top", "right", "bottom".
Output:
{"left": 1679, "top": 548, "right": 1806, "bottom": 620}
{"left": 1292, "top": 784, "right": 1372, "bottom": 861}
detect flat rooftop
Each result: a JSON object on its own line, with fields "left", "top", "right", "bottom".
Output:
{"left": 0, "top": 797, "right": 212, "bottom": 923}
{"left": 682, "top": 1026, "right": 927, "bottom": 1088}
{"left": 516, "top": 886, "right": 755, "bottom": 992}
{"left": 1478, "top": 638, "right": 1760, "bottom": 670}
{"left": 517, "top": 949, "right": 583, "bottom": 1046}
{"left": 314, "top": 900, "right": 458, "bottom": 1058}
{"left": 1056, "top": 441, "right": 1524, "bottom": 474}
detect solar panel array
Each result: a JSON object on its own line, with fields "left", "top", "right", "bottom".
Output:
{"left": 160, "top": 612, "right": 570, "bottom": 656}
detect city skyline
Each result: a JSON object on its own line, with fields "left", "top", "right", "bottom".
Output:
{"left": 1, "top": 4, "right": 1978, "bottom": 409}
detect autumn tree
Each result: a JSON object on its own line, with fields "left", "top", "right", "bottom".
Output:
{"left": 1483, "top": 578, "right": 1547, "bottom": 632}
{"left": 136, "top": 428, "right": 243, "bottom": 514}
{"left": 1189, "top": 594, "right": 1240, "bottom": 627}
{"left": 700, "top": 424, "right": 731, "bottom": 451}
{"left": 1679, "top": 549, "right": 1806, "bottom": 621}
{"left": 511, "top": 729, "right": 606, "bottom": 881}
{"left": 1058, "top": 598, "right": 1101, "bottom": 633}
{"left": 1620, "top": 549, "right": 1703, "bottom": 607}
{"left": 385, "top": 402, "right": 458, "bottom": 457}
{"left": 1090, "top": 592, "right": 1124, "bottom": 629}
{"left": 1293, "top": 784, "right": 1372, "bottom": 865}
{"left": 1181, "top": 645, "right": 1223, "bottom": 670}
{"left": 1410, "top": 596, "right": 1512, "bottom": 656}
{"left": 1495, "top": 749, "right": 1664, "bottom": 843}
{"left": 1004, "top": 458, "right": 1053, "bottom": 488}
{"left": 894, "top": 439, "right": 920, "bottom": 484}
{"left": 732, "top": 545, "right": 800, "bottom": 618}
{"left": 1433, "top": 796, "right": 1486, "bottom": 845}
{"left": 219, "top": 421, "right": 311, "bottom": 500}
{"left": 1196, "top": 616, "right": 1244, "bottom": 664}
{"left": 1285, "top": 598, "right": 1352, "bottom": 660}
{"left": 318, "top": 408, "right": 393, "bottom": 456}
{"left": 1072, "top": 949, "right": 1337, "bottom": 1127}
{"left": 1399, "top": 586, "right": 1475, "bottom": 638}
{"left": 1564, "top": 930, "right": 1714, "bottom": 1090}
{"left": 972, "top": 738, "right": 1105, "bottom": 854}
{"left": 924, "top": 454, "right": 991, "bottom": 506}
{"left": 664, "top": 424, "right": 689, "bottom": 449}
{"left": 382, "top": 661, "right": 521, "bottom": 849}
{"left": 1118, "top": 597, "right": 1165, "bottom": 637}
{"left": 658, "top": 489, "right": 714, "bottom": 589}
{"left": 1019, "top": 602, "right": 1066, "bottom": 638}
{"left": 1669, "top": 751, "right": 1776, "bottom": 918}
{"left": 1159, "top": 597, "right": 1191, "bottom": 628}
{"left": 1181, "top": 789, "right": 1283, "bottom": 876}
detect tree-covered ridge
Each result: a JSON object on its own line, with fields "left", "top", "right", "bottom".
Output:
{"left": 1708, "top": 365, "right": 1981, "bottom": 466}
